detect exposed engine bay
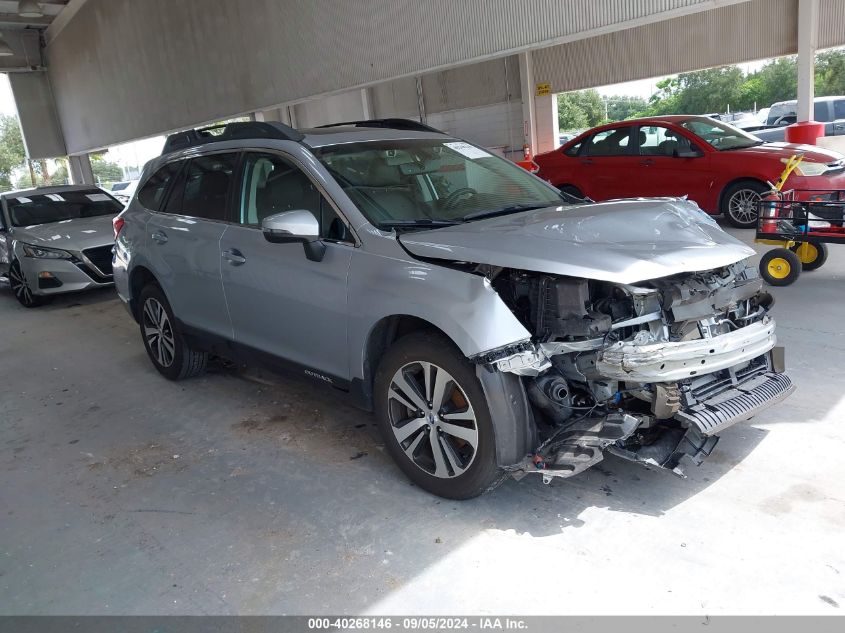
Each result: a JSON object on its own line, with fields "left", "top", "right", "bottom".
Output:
{"left": 474, "top": 260, "right": 794, "bottom": 482}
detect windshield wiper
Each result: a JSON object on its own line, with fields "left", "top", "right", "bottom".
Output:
{"left": 720, "top": 141, "right": 764, "bottom": 151}
{"left": 460, "top": 203, "right": 551, "bottom": 222}
{"left": 378, "top": 219, "right": 460, "bottom": 231}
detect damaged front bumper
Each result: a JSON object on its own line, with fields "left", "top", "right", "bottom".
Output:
{"left": 596, "top": 318, "right": 777, "bottom": 381}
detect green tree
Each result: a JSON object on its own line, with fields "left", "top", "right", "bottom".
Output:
{"left": 605, "top": 95, "right": 648, "bottom": 121}
{"left": 816, "top": 49, "right": 845, "bottom": 96}
{"left": 90, "top": 153, "right": 123, "bottom": 186}
{"left": 557, "top": 89, "right": 606, "bottom": 131}
{"left": 0, "top": 114, "right": 26, "bottom": 190}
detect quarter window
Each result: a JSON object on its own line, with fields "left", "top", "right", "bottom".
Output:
{"left": 239, "top": 153, "right": 351, "bottom": 242}
{"left": 585, "top": 128, "right": 632, "bottom": 156}
{"left": 137, "top": 162, "right": 182, "bottom": 211}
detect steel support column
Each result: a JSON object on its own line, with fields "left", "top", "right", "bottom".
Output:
{"left": 797, "top": 0, "right": 819, "bottom": 122}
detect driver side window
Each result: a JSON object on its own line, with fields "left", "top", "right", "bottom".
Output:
{"left": 240, "top": 153, "right": 352, "bottom": 242}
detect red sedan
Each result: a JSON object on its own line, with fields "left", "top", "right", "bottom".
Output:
{"left": 535, "top": 115, "right": 845, "bottom": 227}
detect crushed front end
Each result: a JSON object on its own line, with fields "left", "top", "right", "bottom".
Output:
{"left": 479, "top": 260, "right": 794, "bottom": 482}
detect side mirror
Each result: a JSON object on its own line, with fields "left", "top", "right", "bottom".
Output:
{"left": 674, "top": 147, "right": 703, "bottom": 158}
{"left": 261, "top": 210, "right": 325, "bottom": 262}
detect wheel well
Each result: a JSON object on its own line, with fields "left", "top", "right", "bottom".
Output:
{"left": 358, "top": 315, "right": 453, "bottom": 409}
{"left": 718, "top": 177, "right": 769, "bottom": 211}
{"left": 128, "top": 266, "right": 159, "bottom": 321}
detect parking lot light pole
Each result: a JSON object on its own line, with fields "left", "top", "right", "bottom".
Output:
{"left": 796, "top": 0, "right": 819, "bottom": 123}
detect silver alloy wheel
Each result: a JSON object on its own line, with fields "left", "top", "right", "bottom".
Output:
{"left": 142, "top": 297, "right": 176, "bottom": 368}
{"left": 387, "top": 361, "right": 479, "bottom": 479}
{"left": 9, "top": 262, "right": 33, "bottom": 306}
{"left": 728, "top": 188, "right": 762, "bottom": 224}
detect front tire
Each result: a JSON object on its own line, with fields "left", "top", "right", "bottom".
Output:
{"left": 8, "top": 260, "right": 43, "bottom": 308}
{"left": 722, "top": 180, "right": 769, "bottom": 228}
{"left": 374, "top": 333, "right": 503, "bottom": 499}
{"left": 139, "top": 284, "right": 207, "bottom": 380}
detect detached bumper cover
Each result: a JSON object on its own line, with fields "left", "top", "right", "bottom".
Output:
{"left": 596, "top": 319, "right": 777, "bottom": 382}
{"left": 676, "top": 371, "right": 795, "bottom": 436}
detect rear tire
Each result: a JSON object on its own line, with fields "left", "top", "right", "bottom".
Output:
{"left": 8, "top": 260, "right": 44, "bottom": 308}
{"left": 138, "top": 284, "right": 207, "bottom": 380}
{"left": 760, "top": 248, "right": 801, "bottom": 286}
{"left": 721, "top": 180, "right": 769, "bottom": 228}
{"left": 790, "top": 240, "right": 828, "bottom": 271}
{"left": 374, "top": 332, "right": 504, "bottom": 499}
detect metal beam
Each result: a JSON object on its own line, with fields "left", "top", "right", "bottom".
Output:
{"left": 0, "top": 14, "right": 53, "bottom": 26}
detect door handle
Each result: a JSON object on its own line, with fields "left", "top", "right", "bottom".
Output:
{"left": 641, "top": 159, "right": 654, "bottom": 166}
{"left": 581, "top": 159, "right": 594, "bottom": 165}
{"left": 222, "top": 249, "right": 246, "bottom": 265}
{"left": 151, "top": 230, "right": 168, "bottom": 244}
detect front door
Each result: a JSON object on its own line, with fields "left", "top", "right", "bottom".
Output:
{"left": 220, "top": 151, "right": 354, "bottom": 384}
{"left": 633, "top": 125, "right": 711, "bottom": 206}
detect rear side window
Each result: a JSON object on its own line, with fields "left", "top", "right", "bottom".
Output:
{"left": 138, "top": 162, "right": 182, "bottom": 211}
{"left": 584, "top": 127, "right": 632, "bottom": 156}
{"left": 563, "top": 141, "right": 583, "bottom": 156}
{"left": 178, "top": 153, "right": 238, "bottom": 221}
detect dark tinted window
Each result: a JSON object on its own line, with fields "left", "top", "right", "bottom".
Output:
{"left": 180, "top": 153, "right": 238, "bottom": 221}
{"left": 6, "top": 190, "right": 122, "bottom": 227}
{"left": 240, "top": 152, "right": 350, "bottom": 241}
{"left": 584, "top": 127, "right": 632, "bottom": 156}
{"left": 138, "top": 162, "right": 182, "bottom": 211}
{"left": 815, "top": 101, "right": 829, "bottom": 121}
{"left": 834, "top": 100, "right": 845, "bottom": 119}
{"left": 564, "top": 141, "right": 583, "bottom": 156}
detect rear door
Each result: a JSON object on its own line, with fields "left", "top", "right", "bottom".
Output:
{"left": 220, "top": 151, "right": 354, "bottom": 383}
{"left": 143, "top": 153, "right": 238, "bottom": 340}
{"left": 577, "top": 126, "right": 637, "bottom": 200}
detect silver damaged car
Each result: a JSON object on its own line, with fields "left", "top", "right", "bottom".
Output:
{"left": 1, "top": 186, "right": 123, "bottom": 307}
{"left": 113, "top": 120, "right": 794, "bottom": 499}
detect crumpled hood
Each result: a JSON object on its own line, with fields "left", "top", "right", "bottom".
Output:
{"left": 12, "top": 214, "right": 117, "bottom": 252}
{"left": 399, "top": 198, "right": 755, "bottom": 284}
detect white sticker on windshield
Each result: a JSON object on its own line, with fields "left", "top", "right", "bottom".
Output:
{"left": 45, "top": 194, "right": 65, "bottom": 202}
{"left": 86, "top": 193, "right": 111, "bottom": 202}
{"left": 15, "top": 197, "right": 32, "bottom": 204}
{"left": 444, "top": 142, "right": 492, "bottom": 160}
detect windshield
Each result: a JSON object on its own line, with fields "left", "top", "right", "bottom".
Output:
{"left": 6, "top": 190, "right": 122, "bottom": 227}
{"left": 314, "top": 139, "right": 564, "bottom": 228}
{"left": 680, "top": 117, "right": 762, "bottom": 151}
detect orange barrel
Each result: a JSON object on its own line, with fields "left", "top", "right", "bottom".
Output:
{"left": 785, "top": 121, "right": 825, "bottom": 145}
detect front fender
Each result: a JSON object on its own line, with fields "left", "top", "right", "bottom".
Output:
{"left": 347, "top": 249, "right": 531, "bottom": 382}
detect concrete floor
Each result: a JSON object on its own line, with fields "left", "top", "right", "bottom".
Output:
{"left": 1, "top": 226, "right": 843, "bottom": 616}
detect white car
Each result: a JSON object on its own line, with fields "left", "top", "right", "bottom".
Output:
{"left": 109, "top": 180, "right": 139, "bottom": 204}
{"left": 0, "top": 185, "right": 123, "bottom": 307}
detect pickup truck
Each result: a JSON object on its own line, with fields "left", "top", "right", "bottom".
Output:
{"left": 754, "top": 96, "right": 845, "bottom": 142}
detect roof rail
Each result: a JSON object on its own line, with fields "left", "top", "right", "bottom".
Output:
{"left": 161, "top": 121, "right": 305, "bottom": 155}
{"left": 315, "top": 118, "right": 444, "bottom": 134}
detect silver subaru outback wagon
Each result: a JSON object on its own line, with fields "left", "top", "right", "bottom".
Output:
{"left": 113, "top": 120, "right": 793, "bottom": 499}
